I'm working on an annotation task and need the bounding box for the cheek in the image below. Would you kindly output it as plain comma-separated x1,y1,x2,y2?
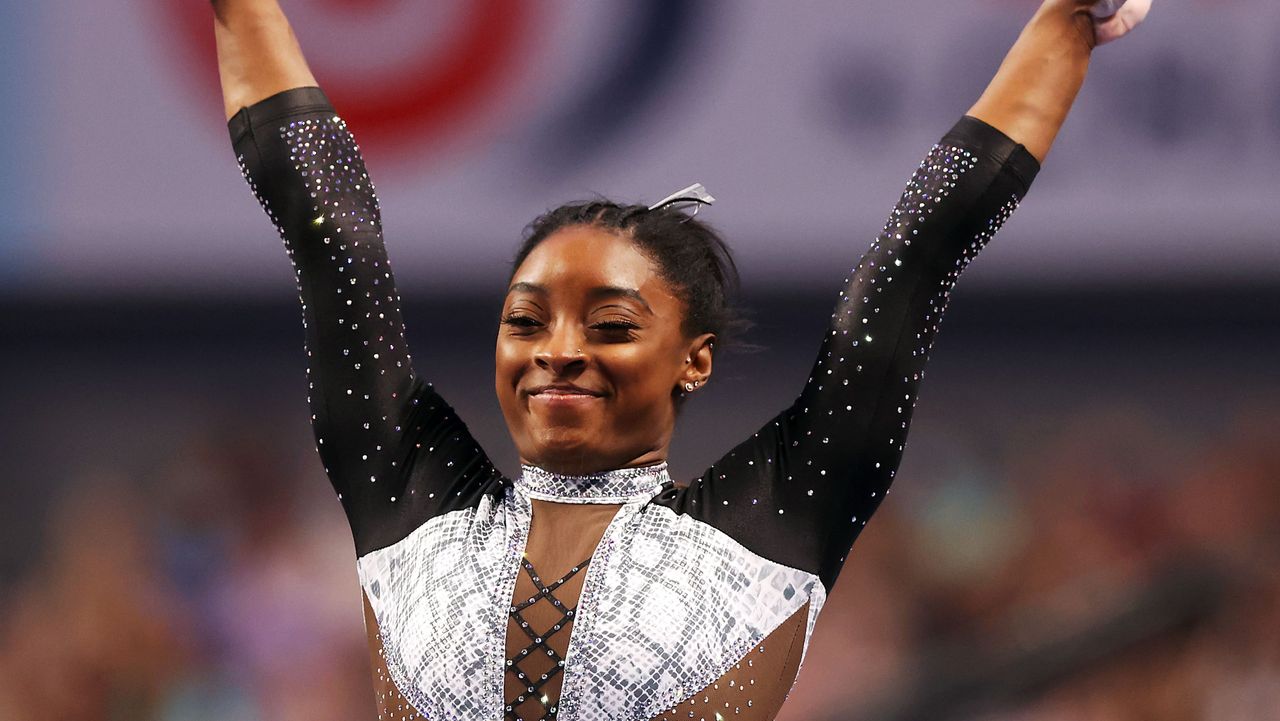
494,336,524,376
607,344,680,404
494,340,524,405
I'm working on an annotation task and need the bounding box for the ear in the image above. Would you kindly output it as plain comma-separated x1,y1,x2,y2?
680,333,716,387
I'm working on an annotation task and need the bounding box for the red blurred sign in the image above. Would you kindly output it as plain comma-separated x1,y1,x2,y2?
169,0,532,151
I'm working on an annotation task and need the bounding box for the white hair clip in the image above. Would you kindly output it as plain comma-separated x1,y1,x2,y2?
647,183,716,218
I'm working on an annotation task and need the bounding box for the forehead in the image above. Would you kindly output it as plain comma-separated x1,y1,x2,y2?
510,225,674,301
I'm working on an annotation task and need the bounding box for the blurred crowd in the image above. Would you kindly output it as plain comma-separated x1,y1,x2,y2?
785,399,1280,721
0,380,1276,721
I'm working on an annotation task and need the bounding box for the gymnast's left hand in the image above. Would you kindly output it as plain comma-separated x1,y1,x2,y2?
1088,0,1152,46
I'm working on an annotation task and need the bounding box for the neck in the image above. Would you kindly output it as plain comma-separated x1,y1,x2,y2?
517,448,667,478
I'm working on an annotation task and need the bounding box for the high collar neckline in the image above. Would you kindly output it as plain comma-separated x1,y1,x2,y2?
514,462,672,504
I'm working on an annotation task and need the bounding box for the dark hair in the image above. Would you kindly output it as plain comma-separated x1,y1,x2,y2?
509,199,751,352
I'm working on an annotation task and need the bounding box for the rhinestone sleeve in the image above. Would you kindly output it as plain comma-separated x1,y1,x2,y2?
672,116,1041,591
228,87,503,555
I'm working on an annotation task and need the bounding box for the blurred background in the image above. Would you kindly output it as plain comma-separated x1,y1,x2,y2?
2,1,1278,719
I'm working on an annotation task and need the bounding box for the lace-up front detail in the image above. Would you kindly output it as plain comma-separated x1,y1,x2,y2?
506,555,594,720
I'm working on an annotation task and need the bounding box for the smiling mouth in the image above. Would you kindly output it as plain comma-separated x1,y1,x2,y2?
527,382,604,397
531,390,602,400
527,386,606,408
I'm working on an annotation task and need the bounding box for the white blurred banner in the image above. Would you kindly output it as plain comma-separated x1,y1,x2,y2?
11,0,1280,293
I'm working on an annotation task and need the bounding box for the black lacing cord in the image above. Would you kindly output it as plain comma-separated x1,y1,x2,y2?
505,555,593,720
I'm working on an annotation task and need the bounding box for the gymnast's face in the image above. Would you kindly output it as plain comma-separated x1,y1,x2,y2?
496,225,714,475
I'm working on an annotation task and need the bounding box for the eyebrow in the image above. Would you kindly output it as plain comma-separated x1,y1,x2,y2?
506,282,653,314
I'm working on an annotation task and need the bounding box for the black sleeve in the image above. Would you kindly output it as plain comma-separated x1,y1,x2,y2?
663,116,1041,591
228,87,505,556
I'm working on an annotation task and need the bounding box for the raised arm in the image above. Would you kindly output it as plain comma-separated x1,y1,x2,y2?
215,0,503,555
968,0,1150,162
674,0,1149,591
212,0,317,121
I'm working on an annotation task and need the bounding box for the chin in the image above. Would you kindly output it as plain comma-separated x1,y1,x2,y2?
526,429,610,474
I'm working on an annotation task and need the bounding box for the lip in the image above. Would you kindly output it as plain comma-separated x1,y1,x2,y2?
527,383,605,398
525,384,606,406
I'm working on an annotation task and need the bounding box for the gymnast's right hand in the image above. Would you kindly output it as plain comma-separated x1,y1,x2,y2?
212,0,318,121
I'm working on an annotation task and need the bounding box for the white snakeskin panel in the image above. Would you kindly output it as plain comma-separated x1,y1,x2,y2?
356,490,531,721
556,503,825,721
356,484,825,721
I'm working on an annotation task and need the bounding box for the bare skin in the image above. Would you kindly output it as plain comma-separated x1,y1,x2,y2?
212,0,316,121
213,0,1115,473
967,0,1101,164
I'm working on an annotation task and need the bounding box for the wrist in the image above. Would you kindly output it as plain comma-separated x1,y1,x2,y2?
1031,1,1099,54
1073,11,1100,52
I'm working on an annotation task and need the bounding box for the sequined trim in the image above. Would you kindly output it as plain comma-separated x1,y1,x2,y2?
554,502,634,720
515,463,671,504
792,582,827,691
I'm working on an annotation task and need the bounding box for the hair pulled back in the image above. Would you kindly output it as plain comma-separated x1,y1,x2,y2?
510,200,750,352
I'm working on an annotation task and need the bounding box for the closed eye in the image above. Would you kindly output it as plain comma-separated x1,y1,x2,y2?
591,320,639,331
500,314,543,330
590,320,641,342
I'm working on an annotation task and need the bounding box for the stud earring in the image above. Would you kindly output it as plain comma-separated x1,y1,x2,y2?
684,382,695,392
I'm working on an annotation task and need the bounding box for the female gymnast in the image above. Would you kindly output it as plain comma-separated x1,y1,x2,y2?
212,1,1151,718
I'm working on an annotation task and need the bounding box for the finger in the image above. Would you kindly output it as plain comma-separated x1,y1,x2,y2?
1093,0,1152,45
1089,0,1129,20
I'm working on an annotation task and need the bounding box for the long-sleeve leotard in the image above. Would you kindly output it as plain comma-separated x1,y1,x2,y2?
229,87,504,556
663,117,1040,592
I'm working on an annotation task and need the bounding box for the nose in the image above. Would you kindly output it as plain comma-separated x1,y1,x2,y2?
534,325,587,376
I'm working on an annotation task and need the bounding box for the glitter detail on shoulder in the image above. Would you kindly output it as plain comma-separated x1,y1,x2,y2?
515,463,671,504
